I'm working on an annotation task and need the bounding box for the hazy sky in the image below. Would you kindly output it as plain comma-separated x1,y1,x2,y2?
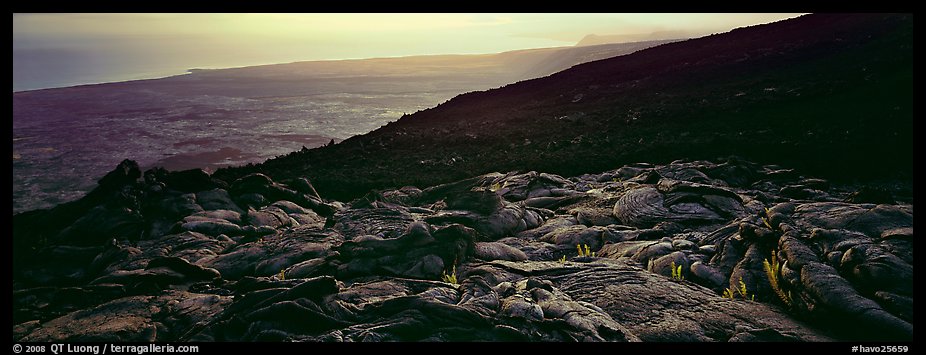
13,13,803,91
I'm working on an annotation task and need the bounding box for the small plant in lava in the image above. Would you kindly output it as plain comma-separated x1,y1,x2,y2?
723,277,754,301
576,244,596,257
764,250,793,307
441,265,458,285
671,262,685,281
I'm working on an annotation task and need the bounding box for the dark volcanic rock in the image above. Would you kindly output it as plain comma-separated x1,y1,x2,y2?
181,218,244,236
335,222,473,280
495,259,832,342
13,12,914,342
163,169,224,193
12,158,914,342
230,173,338,217
612,180,746,229
203,226,342,280
473,242,529,262
97,159,141,190
196,189,244,213
21,291,231,342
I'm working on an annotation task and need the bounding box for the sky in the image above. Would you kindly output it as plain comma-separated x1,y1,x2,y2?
13,13,803,91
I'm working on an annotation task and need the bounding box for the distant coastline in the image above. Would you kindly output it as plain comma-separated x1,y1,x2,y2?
13,69,189,93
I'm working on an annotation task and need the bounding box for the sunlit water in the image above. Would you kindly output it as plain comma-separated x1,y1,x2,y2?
13,82,456,214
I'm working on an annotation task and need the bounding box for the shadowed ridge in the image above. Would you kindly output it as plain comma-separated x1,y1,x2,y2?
212,13,911,203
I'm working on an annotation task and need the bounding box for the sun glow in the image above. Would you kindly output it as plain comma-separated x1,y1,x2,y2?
13,13,803,91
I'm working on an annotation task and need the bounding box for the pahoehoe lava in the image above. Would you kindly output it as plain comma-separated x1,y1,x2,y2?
12,13,912,342
12,157,913,341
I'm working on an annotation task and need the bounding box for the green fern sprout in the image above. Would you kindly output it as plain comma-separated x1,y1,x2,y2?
738,279,754,301
723,277,754,301
761,207,774,230
576,244,595,257
441,265,458,285
489,182,504,192
671,262,685,281
559,255,567,264
764,251,793,307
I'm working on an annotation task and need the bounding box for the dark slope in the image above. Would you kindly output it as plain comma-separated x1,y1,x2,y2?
13,39,674,214
213,13,912,202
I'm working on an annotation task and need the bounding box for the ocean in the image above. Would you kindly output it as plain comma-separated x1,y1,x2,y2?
12,46,195,92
